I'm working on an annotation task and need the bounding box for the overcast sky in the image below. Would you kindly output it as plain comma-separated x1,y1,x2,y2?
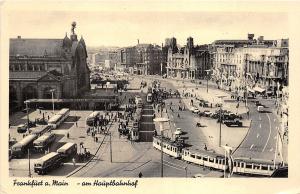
8,10,288,47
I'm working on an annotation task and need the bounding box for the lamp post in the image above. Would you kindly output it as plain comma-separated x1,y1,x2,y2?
205,69,212,93
50,89,55,114
24,100,30,131
217,95,226,147
28,148,31,177
153,117,169,178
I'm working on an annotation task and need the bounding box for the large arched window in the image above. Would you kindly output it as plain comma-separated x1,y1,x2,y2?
22,85,37,101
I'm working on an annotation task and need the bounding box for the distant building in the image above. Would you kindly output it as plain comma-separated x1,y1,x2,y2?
166,37,211,79
210,34,289,92
117,43,163,75
9,23,90,111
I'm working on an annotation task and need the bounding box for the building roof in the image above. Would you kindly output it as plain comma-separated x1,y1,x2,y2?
9,71,61,81
10,38,64,57
9,71,48,80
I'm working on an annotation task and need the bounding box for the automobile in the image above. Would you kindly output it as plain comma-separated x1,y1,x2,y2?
223,119,243,127
255,101,262,106
17,124,27,133
174,128,183,136
190,107,200,113
257,105,264,112
203,110,213,117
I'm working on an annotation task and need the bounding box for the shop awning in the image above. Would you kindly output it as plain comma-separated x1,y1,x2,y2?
253,86,266,93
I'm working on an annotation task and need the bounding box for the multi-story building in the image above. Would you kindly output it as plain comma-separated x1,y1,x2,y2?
9,23,90,111
211,34,289,92
118,43,163,75
166,37,211,79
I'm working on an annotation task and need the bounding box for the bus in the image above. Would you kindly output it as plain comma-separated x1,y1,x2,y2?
146,93,153,103
48,108,70,129
34,152,63,175
57,142,77,161
11,134,37,158
30,125,53,137
86,111,101,126
33,133,56,152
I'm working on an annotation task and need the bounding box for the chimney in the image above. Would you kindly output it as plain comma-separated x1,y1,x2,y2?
137,39,139,45
17,36,21,39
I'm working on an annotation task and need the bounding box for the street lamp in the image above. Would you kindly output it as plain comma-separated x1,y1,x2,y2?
217,95,226,147
153,117,169,178
24,100,30,131
205,69,212,93
50,89,55,114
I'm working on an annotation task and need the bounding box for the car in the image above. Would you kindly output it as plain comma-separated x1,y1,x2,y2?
190,107,200,113
257,106,264,112
223,119,243,127
17,124,27,133
203,110,213,117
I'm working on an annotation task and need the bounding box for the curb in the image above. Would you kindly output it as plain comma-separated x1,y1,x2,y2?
232,119,252,155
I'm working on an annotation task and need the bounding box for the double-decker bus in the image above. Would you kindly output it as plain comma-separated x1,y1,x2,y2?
48,108,70,129
86,111,101,126
56,142,77,161
33,133,56,152
34,152,63,175
11,134,38,158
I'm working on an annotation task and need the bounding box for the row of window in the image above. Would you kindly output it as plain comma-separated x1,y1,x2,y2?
9,64,46,71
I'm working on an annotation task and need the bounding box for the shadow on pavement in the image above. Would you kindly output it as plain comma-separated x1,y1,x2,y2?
46,164,82,176
65,116,81,122
55,122,74,130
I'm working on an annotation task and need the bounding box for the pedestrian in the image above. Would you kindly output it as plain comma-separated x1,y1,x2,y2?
75,122,78,127
47,115,50,120
72,157,76,167
67,132,70,139
138,172,143,178
204,144,207,151
95,137,98,142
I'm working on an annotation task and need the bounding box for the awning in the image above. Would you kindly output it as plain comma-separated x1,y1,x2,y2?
253,86,266,93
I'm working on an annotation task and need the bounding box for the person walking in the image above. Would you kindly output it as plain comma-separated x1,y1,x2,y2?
72,157,76,167
138,172,143,178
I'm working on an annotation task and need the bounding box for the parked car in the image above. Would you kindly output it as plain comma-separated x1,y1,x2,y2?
223,119,243,127
191,107,200,114
203,110,213,117
257,105,264,112
17,124,27,133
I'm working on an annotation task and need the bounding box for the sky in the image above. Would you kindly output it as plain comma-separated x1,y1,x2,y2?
7,9,289,47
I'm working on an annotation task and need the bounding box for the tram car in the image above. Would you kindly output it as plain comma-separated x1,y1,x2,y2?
153,136,183,159
152,138,284,177
182,148,226,171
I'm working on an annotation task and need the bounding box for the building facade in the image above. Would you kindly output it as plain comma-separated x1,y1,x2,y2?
166,37,211,79
9,23,90,110
210,34,289,92
118,43,163,75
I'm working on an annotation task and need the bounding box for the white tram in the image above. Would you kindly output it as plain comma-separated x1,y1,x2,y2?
152,138,284,177
153,136,183,158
